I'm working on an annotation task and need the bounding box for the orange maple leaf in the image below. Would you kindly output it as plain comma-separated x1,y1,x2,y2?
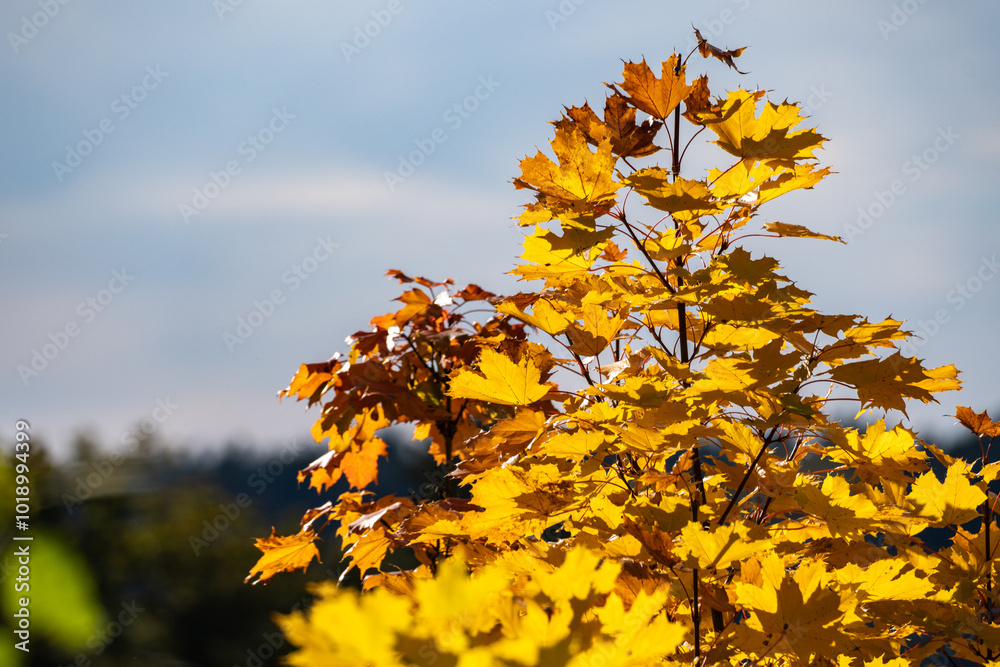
299,437,388,492
616,55,691,120
278,358,341,404
245,528,321,584
955,406,1000,438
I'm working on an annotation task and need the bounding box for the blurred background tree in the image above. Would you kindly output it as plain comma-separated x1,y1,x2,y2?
0,427,436,666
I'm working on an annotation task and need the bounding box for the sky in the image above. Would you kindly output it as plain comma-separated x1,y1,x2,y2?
2,1,999,459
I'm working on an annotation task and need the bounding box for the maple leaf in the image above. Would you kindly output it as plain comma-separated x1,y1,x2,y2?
448,347,550,406
535,427,608,459
622,170,724,223
734,555,850,660
757,163,834,205
342,526,394,579
829,354,958,416
837,559,933,602
245,528,321,584
956,405,1000,438
694,28,748,73
409,555,513,650
299,437,388,491
278,582,411,666
701,323,780,350
497,296,572,335
512,225,613,282
461,463,576,544
764,221,843,243
556,93,660,159
706,89,826,166
683,73,714,123
338,438,387,489
824,421,928,485
278,358,341,405
796,475,879,537
709,159,776,201
592,589,685,663
677,520,770,570
907,464,987,525
602,92,660,157
565,303,625,356
615,54,691,120
692,357,761,395
464,408,547,461
513,125,620,208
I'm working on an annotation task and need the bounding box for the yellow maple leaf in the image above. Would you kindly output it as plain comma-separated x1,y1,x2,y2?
829,354,957,415
411,556,512,650
677,520,771,570
702,323,780,350
512,226,612,282
639,228,689,263
734,555,849,660
590,589,685,664
796,475,878,537
449,347,550,406
843,318,908,347
278,581,410,667
565,303,625,356
862,657,911,667
757,163,833,205
533,545,620,603
913,362,961,395
824,421,927,485
343,526,395,578
462,463,575,544
837,559,933,601
764,221,843,243
536,427,608,459
622,170,723,221
907,463,986,525
514,125,620,206
709,159,776,200
693,357,760,394
245,528,321,584
497,297,572,335
706,89,825,165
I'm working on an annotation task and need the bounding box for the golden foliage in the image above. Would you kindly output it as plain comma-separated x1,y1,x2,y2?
251,34,999,667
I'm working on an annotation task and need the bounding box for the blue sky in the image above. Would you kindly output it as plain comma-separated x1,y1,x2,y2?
3,1,999,458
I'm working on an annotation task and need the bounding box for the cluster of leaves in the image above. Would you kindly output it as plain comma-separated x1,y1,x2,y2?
250,34,1000,666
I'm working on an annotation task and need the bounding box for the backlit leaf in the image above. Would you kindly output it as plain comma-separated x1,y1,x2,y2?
706,89,825,165
246,528,321,584
907,464,987,525
514,126,619,206
616,54,691,120
956,405,1000,438
448,347,550,406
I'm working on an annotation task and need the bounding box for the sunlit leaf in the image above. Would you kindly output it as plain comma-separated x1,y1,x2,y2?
246,528,321,584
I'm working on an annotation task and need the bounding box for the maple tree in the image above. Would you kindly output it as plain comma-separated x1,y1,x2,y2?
249,32,1000,666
